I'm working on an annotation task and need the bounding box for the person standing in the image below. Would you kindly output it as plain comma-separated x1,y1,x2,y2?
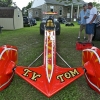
85,2,97,43
77,4,89,40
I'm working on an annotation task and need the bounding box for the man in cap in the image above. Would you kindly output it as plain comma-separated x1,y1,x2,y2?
77,4,89,40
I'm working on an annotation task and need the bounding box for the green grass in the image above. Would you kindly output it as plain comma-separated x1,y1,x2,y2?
0,22,100,100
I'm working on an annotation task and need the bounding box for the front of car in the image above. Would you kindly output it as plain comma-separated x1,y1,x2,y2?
40,14,60,35
30,18,37,26
23,16,32,27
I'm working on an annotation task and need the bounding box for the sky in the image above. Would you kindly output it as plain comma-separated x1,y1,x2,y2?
12,0,100,10
12,0,33,9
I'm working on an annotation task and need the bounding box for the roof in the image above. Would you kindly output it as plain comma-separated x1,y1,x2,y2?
0,7,16,9
45,0,66,5
0,7,22,11
0,7,21,18
31,0,85,8
45,0,85,6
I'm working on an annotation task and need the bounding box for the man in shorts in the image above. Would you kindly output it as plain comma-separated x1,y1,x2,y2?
77,4,89,40
85,2,97,43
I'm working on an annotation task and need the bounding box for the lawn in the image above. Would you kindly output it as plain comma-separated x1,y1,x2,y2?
0,22,100,100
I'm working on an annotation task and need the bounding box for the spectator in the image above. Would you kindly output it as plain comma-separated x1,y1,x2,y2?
77,4,89,40
85,2,97,43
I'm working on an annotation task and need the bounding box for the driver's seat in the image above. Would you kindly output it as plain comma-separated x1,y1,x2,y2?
46,19,54,27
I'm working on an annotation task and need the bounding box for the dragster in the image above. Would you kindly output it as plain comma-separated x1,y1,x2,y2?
0,12,100,97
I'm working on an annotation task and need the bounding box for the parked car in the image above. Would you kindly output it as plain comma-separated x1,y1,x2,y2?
23,16,32,27
30,18,37,26
58,17,66,24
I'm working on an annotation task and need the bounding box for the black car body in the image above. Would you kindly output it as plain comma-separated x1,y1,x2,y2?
40,17,60,35
58,17,66,24
30,18,37,26
23,16,32,27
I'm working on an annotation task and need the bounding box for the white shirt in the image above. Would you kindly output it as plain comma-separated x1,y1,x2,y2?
86,7,97,24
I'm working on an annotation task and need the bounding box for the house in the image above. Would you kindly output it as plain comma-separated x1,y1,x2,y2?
28,0,100,21
28,0,85,21
0,7,23,30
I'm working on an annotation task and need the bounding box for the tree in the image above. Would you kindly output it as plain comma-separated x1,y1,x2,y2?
26,1,32,9
0,0,12,7
22,7,28,16
22,1,32,16
93,2,100,10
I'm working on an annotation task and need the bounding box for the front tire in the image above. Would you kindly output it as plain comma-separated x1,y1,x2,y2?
55,23,60,35
40,23,44,35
